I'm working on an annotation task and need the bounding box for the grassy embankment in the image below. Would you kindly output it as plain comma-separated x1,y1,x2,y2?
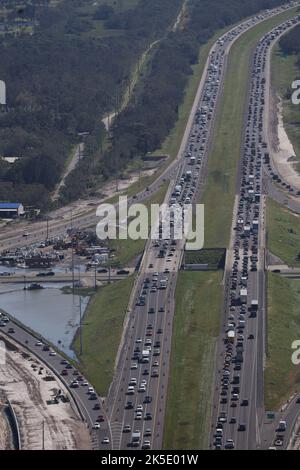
265,272,300,410
267,198,300,267
73,274,135,396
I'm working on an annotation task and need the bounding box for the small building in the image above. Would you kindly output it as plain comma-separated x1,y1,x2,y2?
0,202,24,219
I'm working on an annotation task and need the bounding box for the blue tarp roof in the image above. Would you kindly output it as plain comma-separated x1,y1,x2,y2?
0,203,22,209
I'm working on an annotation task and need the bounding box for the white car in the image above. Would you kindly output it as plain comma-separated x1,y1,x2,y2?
131,363,138,370
36,341,43,347
102,437,110,445
135,412,143,420
136,405,143,412
49,350,56,356
93,423,101,430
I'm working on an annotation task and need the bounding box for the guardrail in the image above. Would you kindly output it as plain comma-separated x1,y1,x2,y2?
7,399,21,450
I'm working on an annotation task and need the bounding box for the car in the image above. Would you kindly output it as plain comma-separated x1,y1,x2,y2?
144,396,152,404
238,424,246,431
125,401,133,410
49,350,56,356
102,437,110,445
96,415,104,423
248,334,254,339
36,341,43,347
229,418,237,424
144,428,152,437
8,328,15,334
123,425,131,433
144,413,152,421
241,399,249,406
93,403,101,410
142,440,151,450
93,423,101,430
225,439,235,449
135,412,143,420
131,363,138,370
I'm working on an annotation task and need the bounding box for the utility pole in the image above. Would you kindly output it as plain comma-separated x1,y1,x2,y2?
46,217,49,242
79,296,83,356
42,420,45,450
71,242,75,295
94,265,97,290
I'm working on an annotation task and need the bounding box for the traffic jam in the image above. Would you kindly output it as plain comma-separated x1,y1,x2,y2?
213,13,300,450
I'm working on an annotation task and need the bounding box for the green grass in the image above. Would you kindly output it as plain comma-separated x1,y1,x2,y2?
272,43,300,167
267,198,300,267
73,274,135,396
201,7,300,249
163,271,223,450
265,272,300,410
184,248,226,269
110,181,169,266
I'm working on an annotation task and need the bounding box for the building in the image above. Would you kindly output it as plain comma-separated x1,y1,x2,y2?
0,202,24,219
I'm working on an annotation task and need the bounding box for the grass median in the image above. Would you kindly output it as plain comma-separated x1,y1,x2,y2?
73,274,135,396
202,7,299,249
163,271,223,450
265,272,300,410
110,181,169,266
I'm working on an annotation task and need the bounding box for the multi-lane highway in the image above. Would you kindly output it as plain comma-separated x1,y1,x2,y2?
0,312,112,450
211,11,300,451
103,2,300,451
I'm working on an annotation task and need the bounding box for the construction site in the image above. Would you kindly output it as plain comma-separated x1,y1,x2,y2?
0,335,91,450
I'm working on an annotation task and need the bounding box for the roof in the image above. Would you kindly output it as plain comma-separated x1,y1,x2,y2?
0,202,22,209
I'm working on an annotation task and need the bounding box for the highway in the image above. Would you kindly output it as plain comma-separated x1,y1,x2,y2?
0,312,112,450
210,10,300,451
103,2,300,451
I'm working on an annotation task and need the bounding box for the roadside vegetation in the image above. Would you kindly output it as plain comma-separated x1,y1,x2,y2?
265,272,300,410
110,181,169,267
73,275,135,396
163,271,222,450
0,0,182,207
267,198,300,267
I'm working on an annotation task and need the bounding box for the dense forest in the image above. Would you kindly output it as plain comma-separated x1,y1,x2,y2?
0,0,182,206
0,0,293,208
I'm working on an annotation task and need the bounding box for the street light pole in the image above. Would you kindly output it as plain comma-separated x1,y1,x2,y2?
79,295,83,356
